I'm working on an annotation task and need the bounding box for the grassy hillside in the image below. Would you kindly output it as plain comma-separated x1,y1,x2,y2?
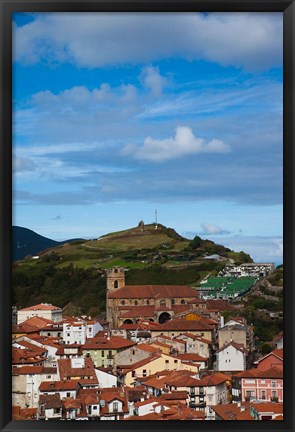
12,223,253,316
12,226,82,261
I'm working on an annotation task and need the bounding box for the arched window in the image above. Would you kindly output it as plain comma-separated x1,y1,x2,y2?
160,299,166,307
114,280,119,288
114,268,118,273
123,319,133,324
121,300,125,305
181,299,186,304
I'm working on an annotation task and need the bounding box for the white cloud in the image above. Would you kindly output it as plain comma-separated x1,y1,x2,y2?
13,12,282,71
200,223,231,235
13,156,36,173
122,126,230,162
141,66,169,96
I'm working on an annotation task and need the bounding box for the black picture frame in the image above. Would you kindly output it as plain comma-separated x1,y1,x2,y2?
1,1,294,431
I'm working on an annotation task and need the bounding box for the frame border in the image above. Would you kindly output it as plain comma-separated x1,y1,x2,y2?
1,1,294,431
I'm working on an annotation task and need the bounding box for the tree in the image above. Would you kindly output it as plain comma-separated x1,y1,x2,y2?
188,235,202,250
260,343,272,355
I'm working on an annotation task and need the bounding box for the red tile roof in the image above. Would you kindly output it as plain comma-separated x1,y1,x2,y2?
151,318,215,332
260,348,283,361
82,335,136,350
58,357,97,382
137,343,160,353
200,372,229,386
20,303,61,311
206,299,240,311
12,347,46,365
12,323,40,334
109,285,199,299
216,341,248,355
235,366,283,379
13,366,43,375
21,316,55,328
173,353,208,362
39,394,62,409
39,380,79,392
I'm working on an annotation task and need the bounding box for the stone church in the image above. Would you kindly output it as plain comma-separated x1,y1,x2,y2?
106,267,203,328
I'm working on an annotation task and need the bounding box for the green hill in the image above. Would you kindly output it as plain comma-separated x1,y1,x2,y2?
12,223,253,317
12,226,82,261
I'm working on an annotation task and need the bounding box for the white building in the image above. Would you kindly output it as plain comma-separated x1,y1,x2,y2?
219,263,274,278
63,320,102,345
216,342,248,372
12,366,59,409
95,368,117,388
17,303,62,324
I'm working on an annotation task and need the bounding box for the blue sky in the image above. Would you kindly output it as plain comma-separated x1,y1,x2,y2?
12,12,283,265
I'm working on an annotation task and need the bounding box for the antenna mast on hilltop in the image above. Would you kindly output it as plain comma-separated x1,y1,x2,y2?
155,209,158,230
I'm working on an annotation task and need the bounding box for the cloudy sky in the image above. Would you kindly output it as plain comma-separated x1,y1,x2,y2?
12,12,283,265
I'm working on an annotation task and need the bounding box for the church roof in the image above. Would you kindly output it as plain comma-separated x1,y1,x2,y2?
108,285,198,299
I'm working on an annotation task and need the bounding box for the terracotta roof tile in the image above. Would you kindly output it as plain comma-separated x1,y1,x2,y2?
39,394,62,409
235,366,283,379
109,285,199,299
20,303,61,311
82,335,135,350
151,319,215,332
39,380,79,392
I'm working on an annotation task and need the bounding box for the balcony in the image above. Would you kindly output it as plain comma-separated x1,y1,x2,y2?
271,396,279,403
190,401,206,409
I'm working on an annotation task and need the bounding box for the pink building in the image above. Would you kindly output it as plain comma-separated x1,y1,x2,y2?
235,367,283,403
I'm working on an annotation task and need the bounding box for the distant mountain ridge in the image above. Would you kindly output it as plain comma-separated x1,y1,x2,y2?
12,226,80,261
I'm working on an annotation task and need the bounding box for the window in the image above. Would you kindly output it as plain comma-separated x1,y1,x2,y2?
102,351,105,357
113,402,118,412
272,381,276,388
114,280,119,288
121,300,125,305
261,390,266,400
93,406,97,410
135,300,138,305
171,298,175,305
160,299,166,307
143,369,147,377
47,333,50,336
66,392,71,397
46,375,52,379
67,333,70,337
174,360,178,364
146,300,150,305
272,391,277,398
180,299,185,304
132,371,136,377
165,360,169,364
245,379,255,384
